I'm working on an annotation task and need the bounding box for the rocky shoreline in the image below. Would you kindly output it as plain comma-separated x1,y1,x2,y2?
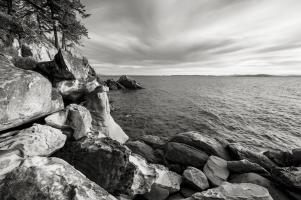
0,43,301,200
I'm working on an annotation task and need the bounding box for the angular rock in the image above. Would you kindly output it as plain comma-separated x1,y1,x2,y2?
183,167,209,191
106,79,126,90
118,75,143,90
230,173,291,200
66,104,92,140
170,131,230,160
0,156,117,200
140,135,168,150
271,166,301,190
0,124,66,157
45,110,68,129
227,159,270,177
126,141,160,163
263,150,294,167
0,149,23,177
203,156,229,186
0,55,63,131
86,86,129,144
165,142,209,168
191,182,273,200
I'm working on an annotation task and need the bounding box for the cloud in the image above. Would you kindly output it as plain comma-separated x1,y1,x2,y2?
81,0,301,75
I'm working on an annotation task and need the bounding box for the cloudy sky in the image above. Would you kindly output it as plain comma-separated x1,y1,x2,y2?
81,0,301,75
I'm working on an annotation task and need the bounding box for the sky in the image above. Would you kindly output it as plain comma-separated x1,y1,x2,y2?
81,0,301,75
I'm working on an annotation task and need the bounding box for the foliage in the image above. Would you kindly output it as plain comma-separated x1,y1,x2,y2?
12,56,37,70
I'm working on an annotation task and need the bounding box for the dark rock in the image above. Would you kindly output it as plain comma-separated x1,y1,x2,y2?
203,156,229,186
118,75,143,90
167,193,185,200
165,142,209,169
170,131,231,160
12,56,37,70
167,163,186,174
271,166,301,190
106,79,126,90
140,135,168,150
21,44,33,57
126,141,160,164
292,148,301,165
263,150,294,167
183,167,209,191
227,159,270,177
144,184,169,200
180,187,197,198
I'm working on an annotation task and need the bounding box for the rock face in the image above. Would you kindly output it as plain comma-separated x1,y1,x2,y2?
85,86,129,144
0,156,117,200
271,167,301,190
0,124,66,157
183,167,209,191
170,132,230,160
203,156,229,186
126,141,159,163
117,75,143,90
192,182,273,200
140,135,168,150
227,159,270,177
0,55,64,131
165,142,209,168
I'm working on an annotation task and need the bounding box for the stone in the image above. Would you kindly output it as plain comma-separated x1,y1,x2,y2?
106,79,126,90
0,149,23,177
228,143,276,170
126,141,160,163
170,131,231,160
180,187,197,198
292,148,301,165
271,166,301,190
0,124,66,157
85,86,129,144
230,173,291,200
118,75,143,90
191,182,273,200
24,40,57,62
21,44,33,57
140,135,168,149
0,156,117,200
263,150,294,167
144,184,170,200
45,110,68,129
66,104,92,140
165,142,209,168
0,55,64,131
183,167,209,191
227,159,270,177
167,193,185,200
203,156,229,186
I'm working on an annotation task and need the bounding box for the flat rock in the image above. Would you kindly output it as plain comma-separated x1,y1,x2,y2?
183,167,209,191
140,135,168,149
0,55,63,131
271,166,301,190
165,142,209,168
191,182,273,200
170,131,230,160
0,124,66,157
203,156,229,186
0,156,117,200
126,141,160,163
45,110,68,129
117,75,143,90
227,159,270,177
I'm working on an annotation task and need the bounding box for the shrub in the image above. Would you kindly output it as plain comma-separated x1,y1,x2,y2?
12,56,37,70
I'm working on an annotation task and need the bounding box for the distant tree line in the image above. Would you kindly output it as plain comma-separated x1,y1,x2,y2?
0,0,89,49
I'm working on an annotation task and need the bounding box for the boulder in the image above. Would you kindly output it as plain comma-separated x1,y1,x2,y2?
271,166,301,190
0,55,64,131
66,104,92,140
144,183,170,200
85,86,129,144
165,142,208,168
0,156,117,200
230,173,291,200
0,149,23,177
140,135,168,150
170,132,230,160
167,193,185,200
180,187,197,198
45,110,68,129
263,150,294,167
203,156,229,186
182,167,209,191
191,182,273,200
117,75,143,90
227,159,270,177
126,141,160,163
0,124,66,157
106,79,126,90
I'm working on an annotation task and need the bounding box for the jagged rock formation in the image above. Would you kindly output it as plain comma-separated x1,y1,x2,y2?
117,75,144,90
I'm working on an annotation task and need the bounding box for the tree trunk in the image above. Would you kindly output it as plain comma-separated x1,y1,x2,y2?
53,20,59,49
61,31,66,50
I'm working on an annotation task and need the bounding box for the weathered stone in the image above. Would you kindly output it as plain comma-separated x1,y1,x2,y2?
263,150,294,167
0,149,23,177
85,86,129,144
165,142,208,168
203,156,229,186
191,182,273,200
230,173,291,200
45,110,68,129
227,159,270,177
140,135,168,149
183,167,209,191
170,131,230,160
0,156,117,200
271,166,301,190
0,55,63,131
118,75,143,90
126,141,160,163
66,104,92,140
0,124,66,157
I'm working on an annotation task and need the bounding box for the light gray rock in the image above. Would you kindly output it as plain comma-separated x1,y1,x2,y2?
183,167,209,191
126,141,160,163
227,159,270,177
0,149,23,177
0,156,117,200
140,135,168,149
0,124,66,157
45,110,68,129
203,156,229,186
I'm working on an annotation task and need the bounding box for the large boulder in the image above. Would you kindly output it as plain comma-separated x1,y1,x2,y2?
0,156,117,200
126,141,160,163
0,124,66,157
271,167,301,190
229,173,291,200
191,182,273,200
165,142,208,168
183,167,209,191
0,55,64,131
85,86,129,144
203,156,229,186
227,159,270,177
140,135,168,150
170,132,230,160
117,75,143,90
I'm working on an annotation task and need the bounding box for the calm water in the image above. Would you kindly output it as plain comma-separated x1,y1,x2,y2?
107,76,301,151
